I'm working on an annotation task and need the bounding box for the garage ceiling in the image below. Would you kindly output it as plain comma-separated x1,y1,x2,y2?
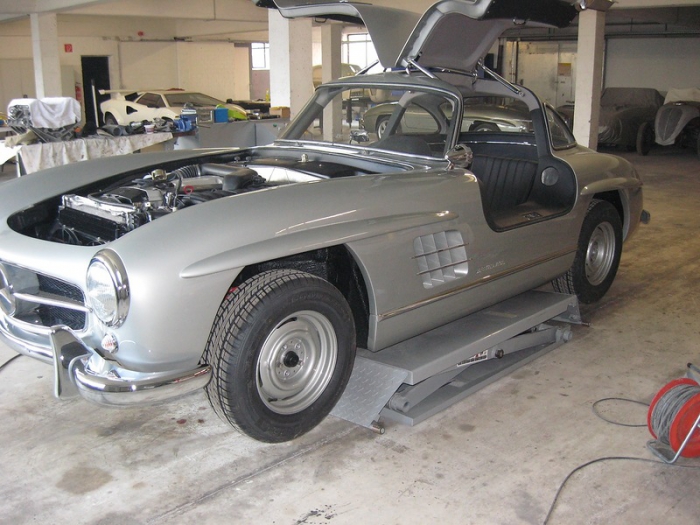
0,0,699,38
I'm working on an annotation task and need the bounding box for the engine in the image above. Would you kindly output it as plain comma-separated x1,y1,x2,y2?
52,163,265,245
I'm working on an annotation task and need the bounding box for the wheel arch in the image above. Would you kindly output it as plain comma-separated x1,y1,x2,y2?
232,245,371,348
590,190,628,238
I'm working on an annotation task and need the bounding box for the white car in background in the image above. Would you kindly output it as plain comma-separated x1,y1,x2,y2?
99,90,250,126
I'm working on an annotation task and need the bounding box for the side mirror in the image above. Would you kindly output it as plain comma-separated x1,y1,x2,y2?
445,144,473,170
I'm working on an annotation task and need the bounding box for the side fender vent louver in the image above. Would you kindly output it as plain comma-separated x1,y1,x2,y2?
413,230,469,289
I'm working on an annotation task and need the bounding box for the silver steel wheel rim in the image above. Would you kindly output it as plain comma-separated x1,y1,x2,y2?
256,310,338,415
377,119,388,138
585,222,615,286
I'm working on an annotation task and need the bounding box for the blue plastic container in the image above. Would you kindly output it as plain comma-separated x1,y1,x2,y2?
213,107,229,123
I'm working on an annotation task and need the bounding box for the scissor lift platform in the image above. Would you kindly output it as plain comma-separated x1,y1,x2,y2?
330,290,580,431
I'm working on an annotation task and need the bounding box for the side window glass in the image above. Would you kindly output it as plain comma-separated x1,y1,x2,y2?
547,106,576,148
138,94,162,108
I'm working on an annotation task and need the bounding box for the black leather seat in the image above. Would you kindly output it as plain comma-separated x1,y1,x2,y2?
374,135,434,157
470,155,537,213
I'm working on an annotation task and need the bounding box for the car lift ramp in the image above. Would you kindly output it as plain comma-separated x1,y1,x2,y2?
331,290,580,431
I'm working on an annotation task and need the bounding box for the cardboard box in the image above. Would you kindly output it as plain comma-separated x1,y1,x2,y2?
270,106,290,119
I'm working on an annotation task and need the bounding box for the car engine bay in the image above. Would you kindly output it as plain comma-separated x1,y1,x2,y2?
54,163,269,245
7,152,397,247
54,163,266,245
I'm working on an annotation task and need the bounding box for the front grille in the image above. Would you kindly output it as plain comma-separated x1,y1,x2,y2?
656,106,683,142
0,262,87,331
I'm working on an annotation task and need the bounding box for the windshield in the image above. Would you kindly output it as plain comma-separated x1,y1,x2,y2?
164,93,224,107
281,86,459,158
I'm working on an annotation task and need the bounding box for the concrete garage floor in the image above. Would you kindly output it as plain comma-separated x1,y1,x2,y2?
1,148,700,525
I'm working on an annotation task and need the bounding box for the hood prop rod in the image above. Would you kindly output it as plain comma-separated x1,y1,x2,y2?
357,60,379,76
406,58,437,79
478,60,522,96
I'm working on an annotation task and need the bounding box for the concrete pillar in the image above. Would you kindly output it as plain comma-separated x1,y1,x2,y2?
268,10,313,120
321,23,343,142
30,13,62,99
573,9,606,150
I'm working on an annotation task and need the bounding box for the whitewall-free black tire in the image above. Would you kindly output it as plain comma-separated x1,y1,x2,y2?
552,199,623,304
204,269,356,442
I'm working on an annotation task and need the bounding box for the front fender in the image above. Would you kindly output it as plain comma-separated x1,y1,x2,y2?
180,210,459,279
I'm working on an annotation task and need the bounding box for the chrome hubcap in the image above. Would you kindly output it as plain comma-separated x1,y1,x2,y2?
257,310,337,414
585,222,616,286
377,119,388,138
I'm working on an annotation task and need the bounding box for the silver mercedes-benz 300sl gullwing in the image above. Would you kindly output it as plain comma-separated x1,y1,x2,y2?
0,0,647,442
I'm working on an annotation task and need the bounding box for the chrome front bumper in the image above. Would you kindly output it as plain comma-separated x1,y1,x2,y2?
48,326,212,406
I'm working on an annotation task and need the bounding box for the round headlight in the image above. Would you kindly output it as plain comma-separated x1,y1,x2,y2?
86,250,129,326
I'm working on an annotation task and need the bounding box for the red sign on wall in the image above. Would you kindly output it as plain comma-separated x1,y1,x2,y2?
64,44,73,53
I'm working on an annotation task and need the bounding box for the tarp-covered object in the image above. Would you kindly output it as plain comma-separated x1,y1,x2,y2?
8,97,81,129
596,88,663,147
664,88,700,105
600,87,664,110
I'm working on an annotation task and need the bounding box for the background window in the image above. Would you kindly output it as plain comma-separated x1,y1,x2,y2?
251,42,270,70
342,33,378,69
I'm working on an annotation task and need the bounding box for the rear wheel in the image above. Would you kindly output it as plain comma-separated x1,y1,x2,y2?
376,116,390,138
636,121,654,155
470,121,500,132
104,113,118,126
204,269,356,442
552,200,623,304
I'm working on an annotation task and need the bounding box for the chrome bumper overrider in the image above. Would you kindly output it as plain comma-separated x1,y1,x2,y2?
47,326,212,406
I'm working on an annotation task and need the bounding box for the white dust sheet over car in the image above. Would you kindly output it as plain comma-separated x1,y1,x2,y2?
664,88,700,104
18,133,173,174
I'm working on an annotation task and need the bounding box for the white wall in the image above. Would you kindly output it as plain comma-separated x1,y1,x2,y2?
0,14,255,116
176,41,248,101
120,41,179,90
513,37,700,105
232,43,251,101
605,38,700,93
516,41,578,107
0,59,35,109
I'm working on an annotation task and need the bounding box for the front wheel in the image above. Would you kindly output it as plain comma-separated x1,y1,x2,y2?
204,269,356,442
552,200,623,304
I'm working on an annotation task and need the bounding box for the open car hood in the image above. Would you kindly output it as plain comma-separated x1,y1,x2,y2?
257,0,579,73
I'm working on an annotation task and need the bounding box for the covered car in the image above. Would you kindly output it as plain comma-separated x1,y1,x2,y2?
0,0,647,443
100,90,251,126
557,87,664,155
654,87,700,157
